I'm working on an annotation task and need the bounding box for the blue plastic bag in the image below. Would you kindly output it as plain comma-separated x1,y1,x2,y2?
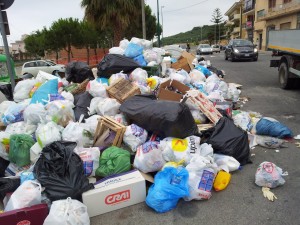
145,166,189,213
256,118,292,138
195,65,212,76
2,103,27,125
124,43,144,58
134,54,147,66
30,79,58,105
20,171,35,184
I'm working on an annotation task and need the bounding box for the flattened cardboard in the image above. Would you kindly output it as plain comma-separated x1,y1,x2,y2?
158,79,190,102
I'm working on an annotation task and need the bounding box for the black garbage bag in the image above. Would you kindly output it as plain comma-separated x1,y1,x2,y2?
65,61,95,83
0,177,20,201
73,91,93,122
206,117,251,165
0,84,13,101
33,141,94,201
120,95,197,139
97,54,140,78
208,66,225,78
0,157,10,177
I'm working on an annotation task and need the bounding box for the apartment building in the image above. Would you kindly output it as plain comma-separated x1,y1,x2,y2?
255,0,300,50
225,1,247,40
243,0,256,42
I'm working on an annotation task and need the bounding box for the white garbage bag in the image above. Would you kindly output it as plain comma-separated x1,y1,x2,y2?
5,180,42,212
160,136,201,165
133,141,166,173
13,79,37,102
43,197,90,225
86,80,108,98
213,153,240,172
233,111,252,131
184,155,218,201
119,39,129,50
88,97,105,115
84,115,101,134
61,91,74,103
23,103,47,125
62,121,93,147
0,131,10,160
114,113,128,126
0,101,16,119
189,69,206,83
191,110,207,124
123,124,148,152
5,121,37,135
129,68,148,84
199,143,214,158
74,147,100,177
97,98,120,117
35,122,63,147
143,49,158,63
109,47,125,55
108,72,128,86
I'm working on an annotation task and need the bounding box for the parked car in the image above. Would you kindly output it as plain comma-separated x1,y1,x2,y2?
212,45,221,53
21,60,66,77
224,39,258,62
196,44,213,55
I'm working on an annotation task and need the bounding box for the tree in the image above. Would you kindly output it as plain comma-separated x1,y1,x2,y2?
207,31,215,46
81,0,141,46
124,5,158,40
24,30,46,58
210,8,223,44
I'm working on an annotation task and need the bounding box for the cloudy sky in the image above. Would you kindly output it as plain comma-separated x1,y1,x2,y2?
5,0,237,45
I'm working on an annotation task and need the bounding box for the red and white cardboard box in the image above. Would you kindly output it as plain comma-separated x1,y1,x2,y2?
82,170,146,217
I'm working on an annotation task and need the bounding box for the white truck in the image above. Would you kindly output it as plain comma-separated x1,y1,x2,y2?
268,29,300,89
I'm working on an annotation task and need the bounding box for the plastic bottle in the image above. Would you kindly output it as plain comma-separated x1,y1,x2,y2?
213,170,231,191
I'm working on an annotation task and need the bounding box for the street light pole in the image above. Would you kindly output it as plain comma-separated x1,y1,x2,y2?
201,26,202,42
161,6,164,41
156,0,161,47
141,0,146,39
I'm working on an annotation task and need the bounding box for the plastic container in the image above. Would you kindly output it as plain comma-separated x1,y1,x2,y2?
213,170,231,191
161,56,171,76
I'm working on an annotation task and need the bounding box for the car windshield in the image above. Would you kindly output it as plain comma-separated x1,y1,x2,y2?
201,45,211,48
233,40,253,47
46,60,56,66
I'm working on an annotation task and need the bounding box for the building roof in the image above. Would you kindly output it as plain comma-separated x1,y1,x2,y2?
225,1,242,16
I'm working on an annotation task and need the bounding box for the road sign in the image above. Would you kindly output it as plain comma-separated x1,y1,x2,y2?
0,0,14,10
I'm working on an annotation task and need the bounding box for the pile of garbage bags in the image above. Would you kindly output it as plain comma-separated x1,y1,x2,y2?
0,36,293,223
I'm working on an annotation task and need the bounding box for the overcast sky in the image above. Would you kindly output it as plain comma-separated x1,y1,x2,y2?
5,0,237,45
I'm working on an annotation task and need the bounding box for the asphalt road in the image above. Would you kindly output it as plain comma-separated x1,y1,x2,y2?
91,52,300,225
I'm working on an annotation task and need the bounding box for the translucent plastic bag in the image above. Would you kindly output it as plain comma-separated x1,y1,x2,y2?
233,111,253,132
143,49,158,63
23,103,47,125
213,153,240,172
119,39,129,50
97,98,120,117
43,197,90,225
255,161,287,188
13,79,37,102
146,166,189,213
84,115,101,134
5,180,41,212
46,100,75,127
2,103,27,125
61,91,74,103
88,97,104,115
191,110,207,124
108,72,128,86
5,121,37,135
109,47,125,55
86,80,108,98
129,68,148,84
133,141,166,173
62,121,93,147
160,136,201,165
0,101,16,118
74,147,100,177
123,124,148,152
255,135,286,149
36,122,63,147
124,43,143,58
185,155,218,201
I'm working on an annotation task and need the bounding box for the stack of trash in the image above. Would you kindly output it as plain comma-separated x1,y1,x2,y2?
0,37,293,224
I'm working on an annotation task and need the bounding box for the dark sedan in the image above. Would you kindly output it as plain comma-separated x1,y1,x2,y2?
224,39,258,62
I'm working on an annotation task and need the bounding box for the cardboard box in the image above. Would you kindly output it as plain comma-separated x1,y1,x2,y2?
158,79,190,102
0,204,48,225
82,170,146,217
171,52,196,72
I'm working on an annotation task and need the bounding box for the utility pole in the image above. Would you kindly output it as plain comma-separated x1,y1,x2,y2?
141,0,146,39
0,0,15,91
161,5,164,40
156,0,161,47
201,26,202,43
215,24,216,45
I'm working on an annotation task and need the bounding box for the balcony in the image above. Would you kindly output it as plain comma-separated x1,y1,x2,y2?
230,14,241,21
259,0,300,21
225,21,234,27
243,0,255,15
232,27,241,34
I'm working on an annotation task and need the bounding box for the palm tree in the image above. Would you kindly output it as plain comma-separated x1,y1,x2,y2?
81,0,141,46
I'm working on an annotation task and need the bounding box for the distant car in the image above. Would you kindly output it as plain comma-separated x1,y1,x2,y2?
212,45,221,53
21,60,65,77
224,39,258,62
196,44,213,55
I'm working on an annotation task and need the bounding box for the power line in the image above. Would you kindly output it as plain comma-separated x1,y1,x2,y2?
164,0,211,13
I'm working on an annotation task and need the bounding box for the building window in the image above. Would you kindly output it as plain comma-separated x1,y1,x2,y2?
257,9,265,18
280,22,291,30
283,0,291,3
269,0,276,8
297,13,300,29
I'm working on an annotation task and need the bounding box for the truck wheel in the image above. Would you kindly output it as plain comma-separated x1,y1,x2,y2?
225,53,228,60
279,62,292,89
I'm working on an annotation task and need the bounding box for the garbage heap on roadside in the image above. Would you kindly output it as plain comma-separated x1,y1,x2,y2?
0,37,293,224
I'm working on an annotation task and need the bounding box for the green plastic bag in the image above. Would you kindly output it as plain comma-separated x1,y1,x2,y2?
9,134,35,167
96,146,131,177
